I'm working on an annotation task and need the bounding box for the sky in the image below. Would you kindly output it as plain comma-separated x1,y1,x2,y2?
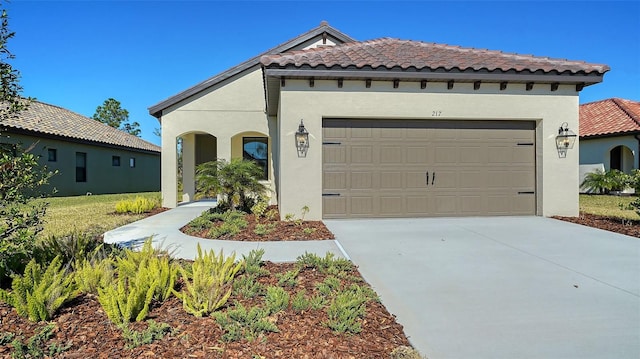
5,0,640,146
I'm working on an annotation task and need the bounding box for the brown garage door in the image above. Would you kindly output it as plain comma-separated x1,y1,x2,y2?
322,119,536,218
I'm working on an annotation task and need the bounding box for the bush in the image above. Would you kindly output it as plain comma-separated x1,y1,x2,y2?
212,302,278,342
0,256,77,322
390,346,425,359
296,252,352,274
264,286,290,314
120,320,172,349
74,257,115,295
97,268,157,325
581,169,631,194
35,230,106,267
114,196,159,214
177,245,242,317
195,159,269,212
325,287,368,334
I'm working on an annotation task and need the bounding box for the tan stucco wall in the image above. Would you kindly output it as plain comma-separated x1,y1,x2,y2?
277,79,581,219
1,133,160,196
580,135,639,171
160,67,276,207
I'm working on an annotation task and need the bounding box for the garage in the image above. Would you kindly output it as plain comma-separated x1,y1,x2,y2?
322,119,536,218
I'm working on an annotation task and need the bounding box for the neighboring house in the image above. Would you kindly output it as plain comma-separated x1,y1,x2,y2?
579,98,640,174
1,101,160,196
149,21,608,219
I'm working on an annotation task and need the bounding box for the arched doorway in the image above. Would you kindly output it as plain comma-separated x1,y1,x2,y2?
609,145,634,173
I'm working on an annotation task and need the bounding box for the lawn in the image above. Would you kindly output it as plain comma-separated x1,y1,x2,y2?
35,192,161,237
579,194,640,220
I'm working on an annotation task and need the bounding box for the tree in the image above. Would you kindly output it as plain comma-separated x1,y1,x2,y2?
0,5,54,286
92,98,141,137
195,159,268,212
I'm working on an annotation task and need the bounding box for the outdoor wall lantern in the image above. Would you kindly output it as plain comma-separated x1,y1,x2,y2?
556,122,577,158
295,120,309,157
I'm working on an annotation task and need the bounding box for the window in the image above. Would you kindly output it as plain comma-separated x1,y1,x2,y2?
243,137,268,180
76,152,86,182
48,148,57,162
112,155,121,166
129,157,136,168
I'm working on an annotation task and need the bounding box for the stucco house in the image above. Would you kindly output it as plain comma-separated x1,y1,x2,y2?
149,22,608,219
579,98,640,174
1,101,160,196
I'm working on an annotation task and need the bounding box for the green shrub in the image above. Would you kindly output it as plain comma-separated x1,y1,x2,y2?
291,289,310,312
116,239,178,302
232,274,265,299
250,196,269,218
264,286,289,314
390,346,425,359
212,302,278,342
275,269,299,288
315,276,341,296
114,196,159,214
629,197,640,217
35,230,105,267
8,323,72,359
120,320,173,349
325,287,368,334
581,169,632,194
97,267,157,325
0,256,77,322
254,223,277,236
241,249,269,277
74,257,115,295
296,252,352,274
177,245,242,317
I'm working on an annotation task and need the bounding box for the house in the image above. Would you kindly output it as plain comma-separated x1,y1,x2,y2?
149,21,608,219
1,100,161,196
579,98,640,174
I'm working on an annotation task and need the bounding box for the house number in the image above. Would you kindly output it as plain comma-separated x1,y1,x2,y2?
431,111,442,117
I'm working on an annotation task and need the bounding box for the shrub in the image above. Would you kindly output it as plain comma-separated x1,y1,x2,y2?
241,249,269,277
581,169,631,194
0,256,77,322
296,252,352,274
275,269,299,288
120,320,173,349
291,289,310,312
195,159,269,212
35,230,105,267
114,196,159,214
390,346,425,359
8,323,72,358
207,212,248,238
232,274,265,299
315,276,341,296
177,245,242,317
250,196,269,218
264,286,290,314
212,302,278,342
74,257,115,295
97,268,157,325
254,223,277,236
325,287,368,334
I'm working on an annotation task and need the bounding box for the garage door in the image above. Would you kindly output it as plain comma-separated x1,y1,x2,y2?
322,119,536,218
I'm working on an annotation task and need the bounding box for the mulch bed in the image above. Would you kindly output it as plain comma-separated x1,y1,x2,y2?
182,207,335,241
0,263,411,358
553,213,640,238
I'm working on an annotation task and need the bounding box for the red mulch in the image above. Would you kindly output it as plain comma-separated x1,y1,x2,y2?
553,213,640,238
0,263,411,358
182,207,335,241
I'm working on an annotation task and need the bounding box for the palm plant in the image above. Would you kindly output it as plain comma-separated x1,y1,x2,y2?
195,159,268,212
581,169,631,194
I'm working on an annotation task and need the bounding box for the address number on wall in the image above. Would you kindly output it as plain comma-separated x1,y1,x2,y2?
431,111,442,117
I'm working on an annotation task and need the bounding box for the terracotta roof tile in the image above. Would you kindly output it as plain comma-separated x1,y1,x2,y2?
579,98,640,137
261,38,609,74
1,101,160,153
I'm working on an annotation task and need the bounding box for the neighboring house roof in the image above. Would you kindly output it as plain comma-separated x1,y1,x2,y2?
261,37,609,76
1,101,161,153
579,98,640,138
148,21,355,118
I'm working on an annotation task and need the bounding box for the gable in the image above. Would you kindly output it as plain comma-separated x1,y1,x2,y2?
148,21,355,118
580,98,640,138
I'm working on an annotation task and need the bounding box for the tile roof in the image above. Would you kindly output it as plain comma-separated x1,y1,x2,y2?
1,101,160,153
261,38,609,75
580,98,640,137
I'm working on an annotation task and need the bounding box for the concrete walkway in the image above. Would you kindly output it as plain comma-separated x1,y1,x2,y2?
103,201,347,262
325,217,640,359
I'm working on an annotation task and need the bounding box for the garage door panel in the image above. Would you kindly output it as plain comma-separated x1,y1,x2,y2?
323,119,536,218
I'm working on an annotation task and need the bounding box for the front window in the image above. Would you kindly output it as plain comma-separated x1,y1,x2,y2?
112,156,121,166
48,148,57,162
76,152,86,182
243,137,268,180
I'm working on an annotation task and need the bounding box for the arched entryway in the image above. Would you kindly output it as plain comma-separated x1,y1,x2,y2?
609,145,634,173
177,132,217,203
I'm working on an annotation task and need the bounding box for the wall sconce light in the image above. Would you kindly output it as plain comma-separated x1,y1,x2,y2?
295,120,309,157
555,122,576,158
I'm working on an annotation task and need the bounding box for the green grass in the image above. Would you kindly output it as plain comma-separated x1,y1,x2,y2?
35,192,161,237
579,194,640,220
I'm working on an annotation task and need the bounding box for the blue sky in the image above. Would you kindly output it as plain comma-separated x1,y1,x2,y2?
6,0,640,145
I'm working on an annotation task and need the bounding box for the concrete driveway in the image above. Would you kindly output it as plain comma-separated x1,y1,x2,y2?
325,217,640,359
